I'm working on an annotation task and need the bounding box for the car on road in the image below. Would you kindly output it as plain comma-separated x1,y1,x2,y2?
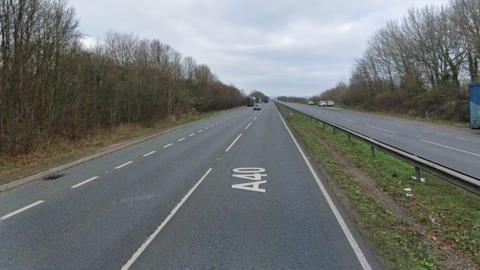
327,100,335,107
308,101,315,105
253,104,261,110
318,101,327,107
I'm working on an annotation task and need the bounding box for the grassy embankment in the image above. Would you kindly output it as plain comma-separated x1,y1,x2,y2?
0,112,217,185
277,103,480,270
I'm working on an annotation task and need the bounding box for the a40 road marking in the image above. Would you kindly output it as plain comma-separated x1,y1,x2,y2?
231,167,267,193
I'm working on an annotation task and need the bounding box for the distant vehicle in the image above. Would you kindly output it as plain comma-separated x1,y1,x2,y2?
327,100,335,107
470,84,480,129
308,101,315,105
247,96,255,107
253,104,261,110
318,101,327,107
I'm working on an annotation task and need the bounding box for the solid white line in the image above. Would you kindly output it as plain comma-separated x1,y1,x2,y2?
163,143,173,148
225,134,242,152
121,168,213,270
143,151,156,157
189,133,195,137
177,137,185,142
245,122,252,130
71,176,99,189
115,161,133,169
1,200,45,221
365,124,396,135
421,139,480,157
276,108,372,270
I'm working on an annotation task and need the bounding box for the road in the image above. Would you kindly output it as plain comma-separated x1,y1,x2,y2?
0,103,380,270
281,102,480,180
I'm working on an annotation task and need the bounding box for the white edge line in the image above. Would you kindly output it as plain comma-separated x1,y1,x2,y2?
275,106,372,270
143,151,156,157
120,168,213,270
115,161,133,169
163,143,173,148
1,200,45,221
177,138,185,142
225,134,243,152
71,176,99,189
421,139,480,157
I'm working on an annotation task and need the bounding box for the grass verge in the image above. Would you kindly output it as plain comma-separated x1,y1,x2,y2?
0,111,218,185
277,103,480,270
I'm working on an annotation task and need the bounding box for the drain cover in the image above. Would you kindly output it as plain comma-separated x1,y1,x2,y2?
43,173,65,181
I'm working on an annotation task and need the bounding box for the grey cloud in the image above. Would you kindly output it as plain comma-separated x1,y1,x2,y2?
71,0,449,96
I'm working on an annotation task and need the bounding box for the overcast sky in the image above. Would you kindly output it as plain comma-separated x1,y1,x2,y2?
70,0,449,97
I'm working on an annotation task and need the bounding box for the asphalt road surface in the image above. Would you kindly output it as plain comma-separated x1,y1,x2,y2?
0,103,380,270
281,102,480,180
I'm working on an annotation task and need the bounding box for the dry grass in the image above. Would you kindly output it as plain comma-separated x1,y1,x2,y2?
0,112,214,185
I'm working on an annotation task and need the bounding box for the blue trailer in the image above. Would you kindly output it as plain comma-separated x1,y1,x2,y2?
470,84,480,129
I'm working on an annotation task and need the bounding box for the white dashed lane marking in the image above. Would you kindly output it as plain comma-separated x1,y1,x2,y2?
71,176,99,189
365,124,397,135
115,161,133,169
225,134,242,152
421,140,480,157
1,200,45,221
143,151,156,157
120,168,213,270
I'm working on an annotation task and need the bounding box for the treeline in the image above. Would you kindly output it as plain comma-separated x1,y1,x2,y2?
318,0,480,122
249,90,269,102
277,96,307,103
0,0,245,155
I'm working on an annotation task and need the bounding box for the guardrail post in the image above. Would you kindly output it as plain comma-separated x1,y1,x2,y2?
412,166,425,183
371,145,376,158
347,134,351,142
323,122,326,129
333,127,337,134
